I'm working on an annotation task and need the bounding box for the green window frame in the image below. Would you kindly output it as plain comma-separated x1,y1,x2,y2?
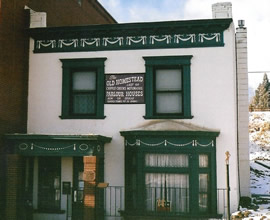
60,58,107,119
125,150,216,216
121,130,220,218
143,56,193,119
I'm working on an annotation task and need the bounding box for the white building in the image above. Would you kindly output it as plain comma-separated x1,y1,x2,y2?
6,3,249,220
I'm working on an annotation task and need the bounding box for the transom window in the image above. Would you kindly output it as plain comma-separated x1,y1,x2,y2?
60,58,106,119
143,56,193,119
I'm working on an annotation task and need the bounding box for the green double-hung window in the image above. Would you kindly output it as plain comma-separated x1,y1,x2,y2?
143,56,193,119
60,58,106,119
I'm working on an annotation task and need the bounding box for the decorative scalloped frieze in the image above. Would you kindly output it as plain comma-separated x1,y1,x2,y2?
34,32,223,52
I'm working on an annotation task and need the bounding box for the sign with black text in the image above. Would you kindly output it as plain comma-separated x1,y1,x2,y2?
105,74,145,104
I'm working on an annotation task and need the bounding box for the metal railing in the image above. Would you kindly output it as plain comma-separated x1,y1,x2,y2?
96,186,227,219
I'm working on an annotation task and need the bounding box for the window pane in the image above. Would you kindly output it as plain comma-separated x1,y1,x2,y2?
199,174,208,212
145,154,188,167
199,194,208,212
156,93,182,113
145,173,189,213
199,174,208,192
73,71,96,90
199,155,209,168
156,69,182,91
73,94,95,114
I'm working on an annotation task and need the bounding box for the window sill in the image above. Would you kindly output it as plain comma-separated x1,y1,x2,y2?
143,115,193,120
59,115,106,119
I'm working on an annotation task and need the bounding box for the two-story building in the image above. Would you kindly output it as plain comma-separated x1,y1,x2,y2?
5,2,250,220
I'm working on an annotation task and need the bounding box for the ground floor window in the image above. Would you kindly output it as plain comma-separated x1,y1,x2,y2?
122,131,219,217
38,157,61,211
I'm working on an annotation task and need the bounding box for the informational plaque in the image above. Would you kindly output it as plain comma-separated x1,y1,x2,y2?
105,74,145,104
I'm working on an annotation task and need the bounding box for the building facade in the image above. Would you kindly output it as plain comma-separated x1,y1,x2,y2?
5,2,250,220
0,0,115,219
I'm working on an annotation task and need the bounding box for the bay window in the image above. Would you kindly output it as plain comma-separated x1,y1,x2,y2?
121,130,219,218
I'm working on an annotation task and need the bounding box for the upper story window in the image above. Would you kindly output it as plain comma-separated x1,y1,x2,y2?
143,56,193,119
60,58,107,119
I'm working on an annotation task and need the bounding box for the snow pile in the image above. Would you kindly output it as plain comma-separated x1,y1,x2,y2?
231,208,270,220
249,112,270,161
249,112,270,195
230,112,270,219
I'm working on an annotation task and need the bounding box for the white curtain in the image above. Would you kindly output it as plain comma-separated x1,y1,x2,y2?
145,154,189,167
198,154,209,211
199,174,208,211
145,154,190,213
199,154,208,168
145,173,189,213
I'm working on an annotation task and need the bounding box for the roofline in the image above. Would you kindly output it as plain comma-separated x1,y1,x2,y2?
28,18,233,40
5,134,112,143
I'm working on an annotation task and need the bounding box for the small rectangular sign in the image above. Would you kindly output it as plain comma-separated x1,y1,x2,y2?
105,74,145,104
62,182,71,195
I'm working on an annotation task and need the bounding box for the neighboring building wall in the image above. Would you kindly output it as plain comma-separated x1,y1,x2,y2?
0,0,115,219
236,21,250,197
26,0,116,26
27,22,240,212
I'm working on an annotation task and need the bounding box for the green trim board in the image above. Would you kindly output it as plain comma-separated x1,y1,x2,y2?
121,130,220,137
143,56,193,119
28,19,232,53
60,58,106,119
5,134,112,156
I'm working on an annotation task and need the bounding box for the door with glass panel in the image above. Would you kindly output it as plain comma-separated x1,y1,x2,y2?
72,157,84,220
38,157,61,211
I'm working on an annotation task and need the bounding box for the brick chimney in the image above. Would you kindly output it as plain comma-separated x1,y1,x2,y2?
212,2,232,18
24,6,47,28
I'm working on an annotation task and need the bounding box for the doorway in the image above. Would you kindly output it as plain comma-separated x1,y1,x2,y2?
72,157,84,220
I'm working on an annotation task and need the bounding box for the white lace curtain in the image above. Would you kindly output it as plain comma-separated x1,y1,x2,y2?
145,154,190,213
145,154,189,168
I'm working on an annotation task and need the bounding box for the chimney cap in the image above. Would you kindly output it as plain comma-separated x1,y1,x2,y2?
238,20,245,28
212,2,233,19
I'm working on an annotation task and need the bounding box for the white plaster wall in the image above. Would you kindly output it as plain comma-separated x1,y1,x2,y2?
28,23,240,212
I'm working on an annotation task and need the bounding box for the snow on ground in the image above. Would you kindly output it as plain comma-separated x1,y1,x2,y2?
231,112,270,219
250,161,270,195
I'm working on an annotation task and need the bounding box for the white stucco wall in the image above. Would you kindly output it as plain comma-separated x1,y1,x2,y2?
28,23,240,212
